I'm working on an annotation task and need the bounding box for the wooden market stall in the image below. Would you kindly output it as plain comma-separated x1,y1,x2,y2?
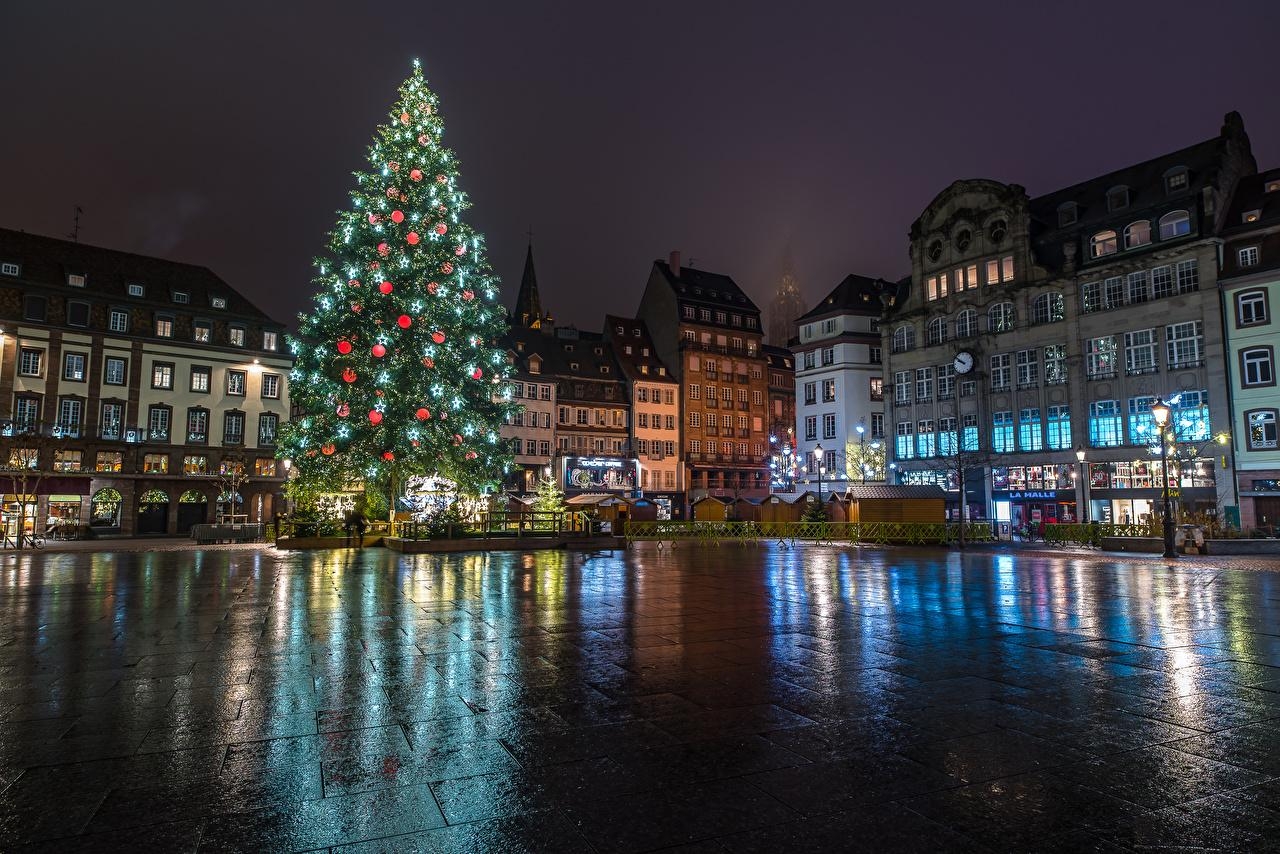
843,484,946,523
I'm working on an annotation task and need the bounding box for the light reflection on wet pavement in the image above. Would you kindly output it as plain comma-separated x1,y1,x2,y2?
1,544,1279,851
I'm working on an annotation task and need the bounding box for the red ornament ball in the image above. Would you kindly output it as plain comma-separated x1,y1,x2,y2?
454,245,466,256
390,210,404,224
435,223,447,235
336,339,353,355
432,331,446,344
382,450,395,461
397,314,412,329
411,439,421,448
453,434,463,445
441,262,454,274
421,357,435,369
417,133,430,145
351,303,363,313
367,213,380,225
375,389,384,397
465,451,478,460
427,281,439,295
348,278,361,288
342,367,357,383
409,169,423,182
472,368,483,380
388,161,399,172
436,174,447,184
371,343,386,358
415,407,430,420
406,231,420,246
321,443,336,456
378,281,393,295
385,187,397,199
377,242,390,257
336,403,350,417
368,410,383,425
399,112,410,124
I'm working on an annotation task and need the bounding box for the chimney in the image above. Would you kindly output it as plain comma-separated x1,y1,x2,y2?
669,250,681,278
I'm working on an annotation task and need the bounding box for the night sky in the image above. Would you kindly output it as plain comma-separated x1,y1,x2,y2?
4,2,1278,331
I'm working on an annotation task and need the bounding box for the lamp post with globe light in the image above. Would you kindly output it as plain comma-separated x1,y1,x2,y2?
1151,398,1177,558
1075,447,1088,523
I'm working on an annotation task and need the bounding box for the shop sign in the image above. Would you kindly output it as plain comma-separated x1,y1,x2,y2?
1007,490,1059,500
564,457,638,492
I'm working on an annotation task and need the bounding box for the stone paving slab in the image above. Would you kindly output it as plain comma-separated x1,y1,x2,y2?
2,544,1280,851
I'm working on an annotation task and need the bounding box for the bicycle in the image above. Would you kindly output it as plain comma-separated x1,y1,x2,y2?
4,532,44,549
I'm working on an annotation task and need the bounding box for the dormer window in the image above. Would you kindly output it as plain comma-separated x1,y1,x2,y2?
128,283,145,297
67,274,86,287
515,341,525,352
600,366,610,374
569,361,579,371
210,296,227,309
1243,209,1262,224
1266,180,1280,194
1107,186,1130,211
1089,230,1118,258
173,291,189,304
1164,167,1189,194
1124,220,1152,249
1159,210,1191,239
615,325,624,334
1,262,19,276
528,355,540,374
632,328,640,337
1057,202,1078,227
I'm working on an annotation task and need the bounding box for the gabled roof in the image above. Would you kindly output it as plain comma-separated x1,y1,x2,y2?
762,344,794,371
652,260,761,314
1222,167,1280,233
798,274,892,322
0,227,281,324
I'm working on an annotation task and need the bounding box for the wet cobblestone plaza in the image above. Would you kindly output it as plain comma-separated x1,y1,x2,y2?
3,545,1280,852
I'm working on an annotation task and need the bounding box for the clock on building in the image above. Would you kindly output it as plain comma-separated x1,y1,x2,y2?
953,350,975,374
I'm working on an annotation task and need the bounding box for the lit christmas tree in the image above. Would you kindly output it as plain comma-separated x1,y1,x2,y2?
279,61,514,505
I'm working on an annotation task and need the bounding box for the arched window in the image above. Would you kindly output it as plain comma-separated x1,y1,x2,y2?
1033,293,1064,325
90,488,122,527
178,489,208,504
955,309,978,338
988,302,1016,333
987,219,1008,243
926,317,948,346
1090,230,1118,258
1159,210,1191,240
1124,220,1151,249
139,489,169,505
892,325,915,353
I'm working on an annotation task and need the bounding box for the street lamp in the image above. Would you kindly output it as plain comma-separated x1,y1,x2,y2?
856,422,867,483
1150,398,1177,558
1075,447,1088,524
813,442,824,499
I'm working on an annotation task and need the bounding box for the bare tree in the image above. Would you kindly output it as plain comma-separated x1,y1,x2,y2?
213,451,252,523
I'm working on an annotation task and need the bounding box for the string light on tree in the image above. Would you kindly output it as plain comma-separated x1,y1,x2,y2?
278,59,515,507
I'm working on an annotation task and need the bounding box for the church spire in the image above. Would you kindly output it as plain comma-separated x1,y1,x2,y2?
514,242,545,329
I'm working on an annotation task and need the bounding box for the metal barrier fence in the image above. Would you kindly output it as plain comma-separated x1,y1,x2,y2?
623,520,998,546
1042,522,1161,548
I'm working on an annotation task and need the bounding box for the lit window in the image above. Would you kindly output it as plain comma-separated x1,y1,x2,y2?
1089,400,1123,447
988,302,1015,333
104,357,126,385
955,310,977,338
1124,220,1151,248
226,370,246,396
1248,410,1278,450
992,411,1014,453
67,274,86,287
143,453,169,474
152,362,174,389
1090,230,1118,258
1032,293,1063,325
155,315,173,338
1158,210,1191,240
229,326,246,347
193,320,211,343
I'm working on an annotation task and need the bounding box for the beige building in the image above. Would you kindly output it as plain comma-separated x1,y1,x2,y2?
605,315,682,516
884,113,1254,529
0,228,291,537
1219,167,1280,531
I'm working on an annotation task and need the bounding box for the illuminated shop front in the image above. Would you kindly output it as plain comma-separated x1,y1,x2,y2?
1086,458,1217,524
991,464,1080,529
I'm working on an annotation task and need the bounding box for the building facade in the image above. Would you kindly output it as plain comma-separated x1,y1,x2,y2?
605,316,682,516
549,327,633,495
1219,167,1280,531
884,113,1254,528
763,345,797,491
0,228,291,537
792,275,888,495
500,247,557,493
638,252,771,503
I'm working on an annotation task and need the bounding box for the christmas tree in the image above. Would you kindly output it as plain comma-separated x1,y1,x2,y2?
279,61,514,503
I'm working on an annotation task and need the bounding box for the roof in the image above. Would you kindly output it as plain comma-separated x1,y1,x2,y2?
1222,167,1280,233
762,344,794,371
844,484,947,500
512,243,545,328
797,274,892,322
0,227,282,325
653,260,761,315
603,315,677,383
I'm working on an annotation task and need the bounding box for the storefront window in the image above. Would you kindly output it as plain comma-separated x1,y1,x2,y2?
90,488,122,527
